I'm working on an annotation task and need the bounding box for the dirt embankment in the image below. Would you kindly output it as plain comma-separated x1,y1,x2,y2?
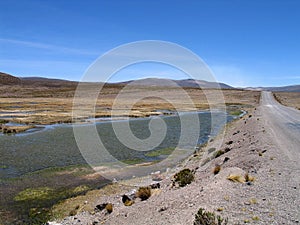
273,92,300,110
50,101,299,224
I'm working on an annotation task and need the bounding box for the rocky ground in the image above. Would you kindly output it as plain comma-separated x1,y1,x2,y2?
48,101,300,225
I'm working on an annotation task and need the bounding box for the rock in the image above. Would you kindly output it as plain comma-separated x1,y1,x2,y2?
233,130,240,135
112,178,118,183
151,171,164,181
95,203,108,211
150,183,160,189
223,157,230,163
122,195,134,206
158,206,167,212
226,140,233,145
224,147,231,152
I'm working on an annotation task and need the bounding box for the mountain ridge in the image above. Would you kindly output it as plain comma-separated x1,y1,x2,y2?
1,71,299,91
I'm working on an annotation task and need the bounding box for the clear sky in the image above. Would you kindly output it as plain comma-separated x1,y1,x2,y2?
0,0,300,87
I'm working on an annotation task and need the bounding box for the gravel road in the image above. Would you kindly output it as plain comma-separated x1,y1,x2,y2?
261,91,300,163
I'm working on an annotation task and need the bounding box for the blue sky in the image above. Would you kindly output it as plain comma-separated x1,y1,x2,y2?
0,0,300,87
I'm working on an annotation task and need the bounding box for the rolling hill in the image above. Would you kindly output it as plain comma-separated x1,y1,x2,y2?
117,78,234,89
0,72,21,85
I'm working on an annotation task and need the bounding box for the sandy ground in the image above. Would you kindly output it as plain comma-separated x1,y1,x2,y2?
48,93,300,225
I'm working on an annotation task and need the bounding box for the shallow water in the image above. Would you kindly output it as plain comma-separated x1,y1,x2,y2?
0,111,232,179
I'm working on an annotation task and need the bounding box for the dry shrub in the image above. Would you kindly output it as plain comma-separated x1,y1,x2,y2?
227,174,245,183
213,165,221,175
249,198,257,204
244,172,255,182
105,203,113,213
173,168,194,187
194,208,228,225
136,186,151,201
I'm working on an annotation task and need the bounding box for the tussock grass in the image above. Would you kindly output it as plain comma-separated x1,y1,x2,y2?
213,165,221,175
227,174,245,183
136,187,151,201
249,198,257,204
244,172,255,182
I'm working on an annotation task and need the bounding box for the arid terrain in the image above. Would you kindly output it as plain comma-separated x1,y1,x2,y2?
1,74,299,225
49,92,300,225
273,92,300,110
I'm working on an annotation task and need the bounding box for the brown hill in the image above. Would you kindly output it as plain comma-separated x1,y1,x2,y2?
0,72,21,85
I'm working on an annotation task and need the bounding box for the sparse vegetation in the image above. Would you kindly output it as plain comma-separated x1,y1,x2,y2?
229,110,243,116
136,186,152,201
173,168,195,187
105,203,113,213
121,158,146,165
14,187,54,201
252,216,260,221
145,147,175,157
194,208,228,225
213,165,221,175
208,147,216,154
227,174,245,183
249,198,258,204
214,150,225,158
244,172,255,182
0,164,8,169
201,157,211,166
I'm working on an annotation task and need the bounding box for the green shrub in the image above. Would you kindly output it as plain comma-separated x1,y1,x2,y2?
173,168,194,187
208,147,216,154
194,208,228,225
214,150,225,158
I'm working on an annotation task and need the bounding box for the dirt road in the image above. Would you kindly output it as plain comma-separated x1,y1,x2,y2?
260,91,300,163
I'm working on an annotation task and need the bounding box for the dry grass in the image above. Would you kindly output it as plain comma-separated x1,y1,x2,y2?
227,174,245,183
249,198,258,204
0,85,260,125
244,172,255,182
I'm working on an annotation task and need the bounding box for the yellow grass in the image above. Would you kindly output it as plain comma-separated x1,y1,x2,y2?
227,174,246,183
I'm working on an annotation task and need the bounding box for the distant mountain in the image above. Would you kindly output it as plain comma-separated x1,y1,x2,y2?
117,78,234,89
2,71,298,91
0,72,21,85
20,77,77,87
261,85,300,92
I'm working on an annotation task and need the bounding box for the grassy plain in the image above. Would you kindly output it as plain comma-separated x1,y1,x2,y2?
0,83,261,126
